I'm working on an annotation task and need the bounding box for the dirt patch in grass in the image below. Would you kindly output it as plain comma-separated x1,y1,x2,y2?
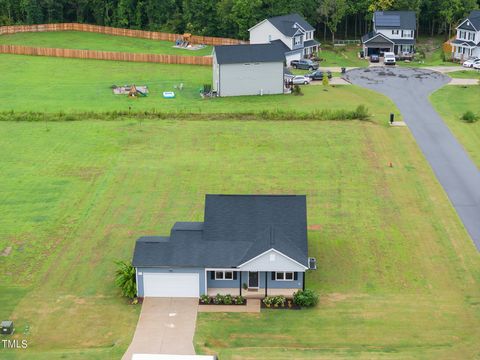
308,224,322,231
1,246,12,256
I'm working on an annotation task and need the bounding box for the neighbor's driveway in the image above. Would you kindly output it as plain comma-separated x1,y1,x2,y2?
122,298,198,360
346,67,480,250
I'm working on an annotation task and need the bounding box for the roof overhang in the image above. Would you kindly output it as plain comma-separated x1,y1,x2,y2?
237,248,308,272
363,33,395,45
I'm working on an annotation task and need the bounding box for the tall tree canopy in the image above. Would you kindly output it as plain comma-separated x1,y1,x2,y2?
0,0,478,40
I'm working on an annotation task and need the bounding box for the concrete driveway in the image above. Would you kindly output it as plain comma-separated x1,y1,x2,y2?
122,298,198,360
346,66,480,250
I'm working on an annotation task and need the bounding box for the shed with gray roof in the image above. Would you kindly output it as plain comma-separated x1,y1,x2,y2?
212,43,285,97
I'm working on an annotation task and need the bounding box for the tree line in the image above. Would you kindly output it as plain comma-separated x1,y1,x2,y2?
0,0,478,41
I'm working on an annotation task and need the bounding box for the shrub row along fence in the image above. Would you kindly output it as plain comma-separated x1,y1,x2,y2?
0,44,213,66
0,23,248,46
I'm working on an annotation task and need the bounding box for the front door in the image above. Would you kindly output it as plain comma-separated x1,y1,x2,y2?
248,271,259,288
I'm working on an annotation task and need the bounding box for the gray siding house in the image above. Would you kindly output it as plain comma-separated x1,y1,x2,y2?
451,11,480,60
249,13,320,65
212,43,285,97
132,195,313,298
362,11,416,56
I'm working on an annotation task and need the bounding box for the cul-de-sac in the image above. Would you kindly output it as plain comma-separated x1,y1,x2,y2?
0,2,479,360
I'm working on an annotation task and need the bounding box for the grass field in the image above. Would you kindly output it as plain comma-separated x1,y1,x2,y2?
0,54,399,122
447,70,480,79
0,30,213,56
430,85,480,168
317,44,368,67
1,117,478,359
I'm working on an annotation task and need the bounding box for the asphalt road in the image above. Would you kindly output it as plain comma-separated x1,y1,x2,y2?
346,67,480,250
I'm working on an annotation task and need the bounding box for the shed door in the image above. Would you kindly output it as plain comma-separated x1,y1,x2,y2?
143,273,199,297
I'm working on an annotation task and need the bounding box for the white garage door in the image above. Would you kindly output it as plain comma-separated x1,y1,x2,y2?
143,272,200,297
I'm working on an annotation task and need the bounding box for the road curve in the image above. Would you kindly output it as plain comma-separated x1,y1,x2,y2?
346,67,480,250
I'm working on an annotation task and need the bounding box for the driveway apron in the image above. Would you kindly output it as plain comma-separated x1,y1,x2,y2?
346,67,480,250
122,298,198,360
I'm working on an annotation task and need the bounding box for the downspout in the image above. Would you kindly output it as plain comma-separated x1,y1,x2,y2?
265,272,268,297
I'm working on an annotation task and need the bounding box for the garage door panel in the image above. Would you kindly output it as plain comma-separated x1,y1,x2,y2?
143,273,199,297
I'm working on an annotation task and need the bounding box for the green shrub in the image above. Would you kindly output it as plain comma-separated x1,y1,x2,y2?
272,295,286,307
322,73,329,87
223,294,233,305
213,294,224,305
292,85,303,96
199,294,211,304
234,295,245,305
114,260,136,299
293,289,319,307
263,296,275,307
461,110,478,123
353,105,370,120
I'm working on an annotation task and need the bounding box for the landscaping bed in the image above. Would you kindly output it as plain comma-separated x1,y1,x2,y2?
199,294,246,306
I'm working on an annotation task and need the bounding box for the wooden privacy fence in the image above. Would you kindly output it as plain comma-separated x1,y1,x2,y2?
0,45,213,66
0,23,248,46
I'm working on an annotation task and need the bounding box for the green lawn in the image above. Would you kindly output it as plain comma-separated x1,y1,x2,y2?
317,44,368,67
448,70,480,79
0,54,399,122
0,30,213,56
430,85,480,168
0,116,479,359
397,36,458,68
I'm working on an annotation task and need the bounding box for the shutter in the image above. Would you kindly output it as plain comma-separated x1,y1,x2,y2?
233,272,238,280
271,272,275,281
294,272,298,280
210,271,215,280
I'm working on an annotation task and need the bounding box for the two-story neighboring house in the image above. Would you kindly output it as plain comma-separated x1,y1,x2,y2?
362,11,416,57
451,10,480,60
249,13,320,66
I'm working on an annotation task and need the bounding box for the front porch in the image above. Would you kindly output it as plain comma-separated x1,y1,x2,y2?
205,270,304,299
207,287,297,299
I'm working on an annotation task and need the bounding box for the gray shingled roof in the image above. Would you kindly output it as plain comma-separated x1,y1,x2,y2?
132,195,308,268
267,13,315,37
214,43,285,64
451,39,478,47
374,11,416,30
458,10,480,31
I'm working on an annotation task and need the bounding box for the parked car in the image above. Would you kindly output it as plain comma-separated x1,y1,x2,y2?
291,75,312,85
290,59,319,70
370,54,380,63
306,70,332,80
463,57,480,68
384,52,396,65
473,62,480,70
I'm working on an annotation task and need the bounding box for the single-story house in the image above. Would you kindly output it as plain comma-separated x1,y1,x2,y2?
362,11,416,56
212,43,285,97
132,194,314,298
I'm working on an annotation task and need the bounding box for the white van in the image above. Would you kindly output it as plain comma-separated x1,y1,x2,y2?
384,52,396,65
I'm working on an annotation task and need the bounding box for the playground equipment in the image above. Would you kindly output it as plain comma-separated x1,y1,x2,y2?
128,84,147,97
112,85,148,96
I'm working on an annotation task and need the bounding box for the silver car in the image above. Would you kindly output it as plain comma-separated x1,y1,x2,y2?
291,75,312,85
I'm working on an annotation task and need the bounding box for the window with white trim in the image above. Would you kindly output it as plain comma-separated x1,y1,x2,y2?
275,272,294,281
215,271,234,280
392,30,399,35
